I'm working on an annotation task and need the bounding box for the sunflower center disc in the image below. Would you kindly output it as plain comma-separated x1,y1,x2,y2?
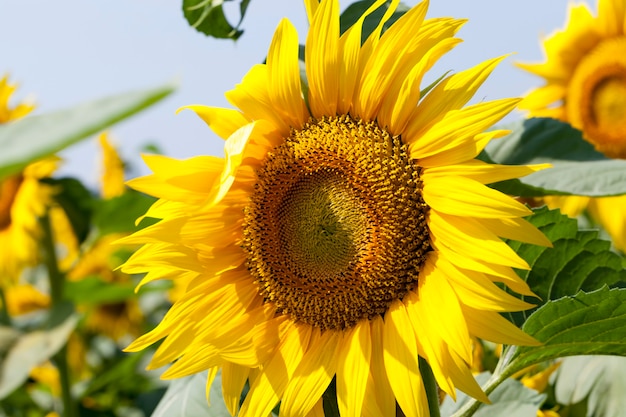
243,115,430,330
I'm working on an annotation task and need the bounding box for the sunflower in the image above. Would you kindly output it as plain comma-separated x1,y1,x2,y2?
0,75,57,285
122,1,550,415
518,0,626,252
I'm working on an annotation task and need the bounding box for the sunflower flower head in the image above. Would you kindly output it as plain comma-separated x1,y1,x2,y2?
518,0,626,158
122,1,550,415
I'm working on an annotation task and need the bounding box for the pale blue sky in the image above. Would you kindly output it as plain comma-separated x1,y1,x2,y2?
0,1,578,186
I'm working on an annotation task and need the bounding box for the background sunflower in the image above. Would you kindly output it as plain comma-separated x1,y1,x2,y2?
519,0,626,252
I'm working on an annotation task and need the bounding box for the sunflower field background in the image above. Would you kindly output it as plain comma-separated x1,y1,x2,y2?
1,1,626,417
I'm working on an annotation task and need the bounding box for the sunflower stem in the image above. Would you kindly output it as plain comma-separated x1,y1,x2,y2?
449,371,506,417
39,210,78,417
419,356,441,417
0,288,11,326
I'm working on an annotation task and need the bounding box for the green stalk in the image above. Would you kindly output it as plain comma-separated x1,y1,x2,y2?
419,356,441,417
0,287,10,326
39,211,78,417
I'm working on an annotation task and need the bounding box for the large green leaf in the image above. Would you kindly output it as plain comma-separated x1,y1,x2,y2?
453,287,626,417
444,372,545,417
505,287,626,377
182,0,249,40
484,118,626,197
0,82,176,180
152,371,230,417
553,355,626,417
505,207,626,327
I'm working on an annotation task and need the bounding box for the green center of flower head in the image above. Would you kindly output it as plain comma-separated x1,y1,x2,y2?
243,115,430,330
0,174,23,230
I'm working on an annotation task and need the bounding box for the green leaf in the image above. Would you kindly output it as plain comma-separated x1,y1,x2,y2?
484,118,626,197
505,207,626,327
92,190,156,236
553,355,626,417
0,314,78,399
490,287,626,394
64,276,135,305
42,177,94,244
0,82,176,180
444,372,545,417
340,0,410,43
182,0,247,40
152,370,230,417
452,287,626,417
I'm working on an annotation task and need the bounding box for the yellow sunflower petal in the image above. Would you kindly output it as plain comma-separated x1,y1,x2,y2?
418,129,508,168
423,175,532,219
518,84,566,112
268,18,308,128
429,211,530,270
225,65,290,135
355,0,428,120
176,105,250,140
381,37,462,135
336,320,371,417
417,257,472,363
280,329,342,417
431,252,536,312
406,55,509,138
404,290,455,399
239,323,311,417
337,0,388,114
366,315,396,416
221,362,250,416
479,216,553,247
423,159,550,185
462,305,541,346
408,98,520,158
306,0,340,117
383,300,429,417
598,0,626,36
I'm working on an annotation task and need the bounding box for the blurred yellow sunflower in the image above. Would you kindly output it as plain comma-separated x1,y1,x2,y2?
0,74,34,123
0,75,58,285
67,134,143,341
122,1,550,415
519,0,626,252
3,283,50,316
